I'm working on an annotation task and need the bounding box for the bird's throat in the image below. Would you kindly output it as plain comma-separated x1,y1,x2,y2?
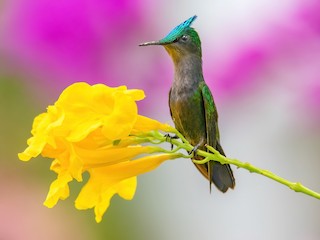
172,54,204,88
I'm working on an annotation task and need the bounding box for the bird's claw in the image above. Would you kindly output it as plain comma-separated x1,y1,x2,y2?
164,134,179,150
188,143,201,158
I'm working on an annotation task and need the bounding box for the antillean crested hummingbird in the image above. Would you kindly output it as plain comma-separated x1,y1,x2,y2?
139,15,235,193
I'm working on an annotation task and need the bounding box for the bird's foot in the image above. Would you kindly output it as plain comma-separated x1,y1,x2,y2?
188,142,201,158
164,134,179,150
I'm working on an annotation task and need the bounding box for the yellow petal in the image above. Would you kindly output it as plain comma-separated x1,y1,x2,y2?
46,145,84,182
101,92,138,139
124,89,145,101
18,109,64,161
116,177,137,200
44,172,73,208
75,176,137,223
18,136,47,161
108,154,176,181
76,145,157,168
93,189,114,223
132,115,173,133
94,177,137,223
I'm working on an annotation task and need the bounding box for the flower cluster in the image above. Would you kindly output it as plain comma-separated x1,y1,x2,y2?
18,82,177,222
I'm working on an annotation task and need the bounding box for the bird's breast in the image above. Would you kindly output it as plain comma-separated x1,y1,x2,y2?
169,86,206,146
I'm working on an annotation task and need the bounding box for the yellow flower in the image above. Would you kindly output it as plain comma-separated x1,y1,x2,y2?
18,82,176,222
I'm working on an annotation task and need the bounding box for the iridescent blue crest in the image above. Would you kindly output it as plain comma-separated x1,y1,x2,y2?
158,15,197,44
139,15,197,47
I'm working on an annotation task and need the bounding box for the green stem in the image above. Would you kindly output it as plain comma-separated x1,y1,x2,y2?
149,131,320,200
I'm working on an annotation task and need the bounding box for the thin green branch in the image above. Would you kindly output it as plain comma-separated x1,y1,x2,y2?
149,131,320,200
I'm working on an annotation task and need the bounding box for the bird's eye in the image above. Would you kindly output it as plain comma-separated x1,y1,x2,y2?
180,35,188,42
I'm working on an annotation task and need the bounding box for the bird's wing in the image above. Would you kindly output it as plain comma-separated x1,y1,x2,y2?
200,82,218,189
199,81,219,148
200,82,235,192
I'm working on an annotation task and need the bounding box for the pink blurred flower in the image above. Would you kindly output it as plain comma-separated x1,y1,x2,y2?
0,0,157,91
203,1,320,124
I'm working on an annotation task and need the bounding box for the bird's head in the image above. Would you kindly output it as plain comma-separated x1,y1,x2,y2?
139,15,202,63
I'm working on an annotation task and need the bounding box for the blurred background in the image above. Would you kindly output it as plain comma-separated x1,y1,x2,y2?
1,0,320,239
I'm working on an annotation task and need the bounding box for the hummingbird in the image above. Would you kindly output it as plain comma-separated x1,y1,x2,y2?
139,15,235,192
